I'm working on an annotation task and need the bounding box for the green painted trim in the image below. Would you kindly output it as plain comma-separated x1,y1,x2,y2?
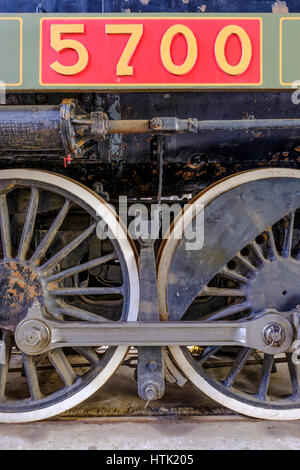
0,12,299,91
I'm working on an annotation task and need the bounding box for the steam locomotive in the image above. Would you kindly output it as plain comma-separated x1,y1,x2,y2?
0,0,299,422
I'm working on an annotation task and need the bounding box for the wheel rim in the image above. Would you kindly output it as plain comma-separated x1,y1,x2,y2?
0,169,139,423
158,168,300,420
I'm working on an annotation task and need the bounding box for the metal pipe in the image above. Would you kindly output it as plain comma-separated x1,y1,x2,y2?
197,118,300,132
108,119,150,134
0,105,62,151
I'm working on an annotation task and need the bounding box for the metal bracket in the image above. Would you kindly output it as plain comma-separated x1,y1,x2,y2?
150,117,198,133
90,111,109,139
137,233,165,402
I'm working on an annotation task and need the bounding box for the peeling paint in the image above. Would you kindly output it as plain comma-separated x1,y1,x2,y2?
272,1,289,13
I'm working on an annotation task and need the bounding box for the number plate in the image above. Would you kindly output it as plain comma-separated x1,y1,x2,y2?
40,17,262,87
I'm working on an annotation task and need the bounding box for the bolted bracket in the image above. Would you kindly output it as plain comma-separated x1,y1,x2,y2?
137,231,165,402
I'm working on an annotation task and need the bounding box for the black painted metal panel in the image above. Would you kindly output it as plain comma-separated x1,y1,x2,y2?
0,0,298,13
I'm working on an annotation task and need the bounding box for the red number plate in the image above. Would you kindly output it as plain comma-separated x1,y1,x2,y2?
40,17,262,87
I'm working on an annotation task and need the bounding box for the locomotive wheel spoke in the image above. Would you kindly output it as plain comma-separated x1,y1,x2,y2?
286,352,300,397
22,354,44,401
0,195,12,260
39,223,97,274
199,287,246,297
282,212,295,258
248,241,266,265
235,254,257,273
0,331,12,399
45,252,116,282
47,349,77,387
54,301,112,323
30,199,71,265
198,346,222,365
17,187,40,261
50,286,123,296
220,267,248,283
222,348,253,388
203,300,250,322
267,228,277,259
72,347,100,365
256,354,274,401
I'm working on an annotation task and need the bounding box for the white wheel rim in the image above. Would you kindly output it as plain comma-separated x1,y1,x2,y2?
158,168,300,420
0,169,139,423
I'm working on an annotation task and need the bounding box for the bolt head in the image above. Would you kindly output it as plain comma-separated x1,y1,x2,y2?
148,360,157,371
150,118,163,130
144,385,156,400
15,319,51,355
263,323,285,347
24,327,42,346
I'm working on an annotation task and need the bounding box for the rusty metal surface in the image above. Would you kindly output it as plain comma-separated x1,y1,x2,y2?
0,262,44,331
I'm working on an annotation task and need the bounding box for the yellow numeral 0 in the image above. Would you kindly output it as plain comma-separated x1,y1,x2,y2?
160,24,197,76
215,25,252,76
50,24,89,76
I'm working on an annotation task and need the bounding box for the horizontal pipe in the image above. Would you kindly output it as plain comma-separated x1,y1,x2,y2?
197,118,300,132
106,117,300,134
0,102,300,159
0,105,62,151
107,119,150,134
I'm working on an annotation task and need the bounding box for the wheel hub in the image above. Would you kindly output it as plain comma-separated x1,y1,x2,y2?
0,262,44,331
248,258,300,312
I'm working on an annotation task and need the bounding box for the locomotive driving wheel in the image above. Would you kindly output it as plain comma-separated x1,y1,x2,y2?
0,169,139,423
158,168,300,420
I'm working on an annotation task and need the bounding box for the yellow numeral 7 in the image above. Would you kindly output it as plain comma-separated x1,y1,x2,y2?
105,24,143,76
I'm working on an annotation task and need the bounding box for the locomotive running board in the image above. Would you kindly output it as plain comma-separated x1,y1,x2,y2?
14,307,294,356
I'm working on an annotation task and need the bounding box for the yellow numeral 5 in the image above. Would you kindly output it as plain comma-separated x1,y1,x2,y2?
105,24,143,76
50,24,89,75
